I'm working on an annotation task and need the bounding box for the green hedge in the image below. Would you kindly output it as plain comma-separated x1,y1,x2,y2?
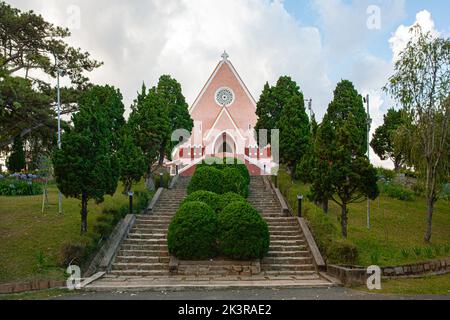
187,166,224,195
167,201,218,260
379,182,414,201
218,202,270,260
217,192,247,212
0,178,43,196
222,167,249,197
182,191,221,213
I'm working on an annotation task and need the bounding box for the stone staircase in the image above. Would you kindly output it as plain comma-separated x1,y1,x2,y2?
247,177,319,279
108,177,190,277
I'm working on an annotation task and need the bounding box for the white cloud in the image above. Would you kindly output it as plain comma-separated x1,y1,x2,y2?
389,10,438,61
7,0,332,118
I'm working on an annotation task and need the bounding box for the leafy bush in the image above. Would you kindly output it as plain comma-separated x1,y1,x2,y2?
218,202,270,260
0,178,43,196
326,239,359,265
198,159,250,187
376,167,396,181
439,183,450,201
187,166,224,195
153,171,170,189
222,167,249,197
58,238,92,267
167,201,218,260
379,182,414,201
182,191,221,213
217,192,247,212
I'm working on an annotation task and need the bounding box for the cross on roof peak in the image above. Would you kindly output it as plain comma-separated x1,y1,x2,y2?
221,50,229,61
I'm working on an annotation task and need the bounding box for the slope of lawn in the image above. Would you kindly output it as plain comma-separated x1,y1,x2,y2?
0,181,148,284
356,274,450,295
277,169,450,267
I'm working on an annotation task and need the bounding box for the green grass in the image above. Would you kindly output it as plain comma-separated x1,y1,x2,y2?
277,169,450,267
356,274,450,295
0,181,148,284
0,288,76,300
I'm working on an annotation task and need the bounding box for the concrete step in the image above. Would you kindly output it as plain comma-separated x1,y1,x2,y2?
121,244,168,251
261,270,318,277
128,233,167,240
262,256,313,264
113,262,168,271
269,245,308,251
270,235,303,240
123,238,167,245
118,249,169,257
267,250,310,258
109,270,170,277
261,264,315,272
269,230,301,236
131,227,168,234
270,239,305,246
115,256,170,264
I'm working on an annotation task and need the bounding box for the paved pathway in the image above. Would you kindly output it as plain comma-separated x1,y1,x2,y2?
55,287,450,300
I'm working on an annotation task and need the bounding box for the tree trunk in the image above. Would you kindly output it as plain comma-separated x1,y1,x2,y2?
321,199,329,214
424,196,434,243
394,158,402,172
341,203,348,238
80,193,88,235
158,144,165,166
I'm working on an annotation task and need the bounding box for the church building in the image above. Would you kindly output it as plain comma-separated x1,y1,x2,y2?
168,52,276,176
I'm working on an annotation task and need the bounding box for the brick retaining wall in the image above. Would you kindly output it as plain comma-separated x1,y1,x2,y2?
0,280,65,294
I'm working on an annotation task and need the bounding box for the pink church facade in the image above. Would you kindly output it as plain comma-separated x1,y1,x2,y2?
167,52,277,176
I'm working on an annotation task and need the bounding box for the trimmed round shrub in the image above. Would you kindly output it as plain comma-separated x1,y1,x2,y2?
167,201,218,260
222,167,249,197
182,190,221,213
187,166,223,195
218,202,270,260
235,163,250,186
217,192,247,212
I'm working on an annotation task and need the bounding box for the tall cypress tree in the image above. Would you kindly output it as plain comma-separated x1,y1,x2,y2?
278,94,311,172
52,85,124,234
255,76,301,145
156,75,193,164
6,136,26,172
311,80,379,237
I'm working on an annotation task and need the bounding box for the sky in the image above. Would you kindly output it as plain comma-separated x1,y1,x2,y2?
6,0,450,168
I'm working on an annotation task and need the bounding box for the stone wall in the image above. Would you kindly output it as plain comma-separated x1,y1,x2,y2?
328,257,450,286
172,259,261,276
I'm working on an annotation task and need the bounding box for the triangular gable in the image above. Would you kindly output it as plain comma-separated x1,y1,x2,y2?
205,107,245,141
189,60,257,114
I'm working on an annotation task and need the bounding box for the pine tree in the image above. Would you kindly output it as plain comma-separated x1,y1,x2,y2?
6,136,26,172
156,75,193,164
255,77,301,145
311,81,379,237
117,126,146,194
52,85,124,234
278,94,311,172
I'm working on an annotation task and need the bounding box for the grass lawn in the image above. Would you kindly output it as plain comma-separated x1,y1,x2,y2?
0,288,76,300
356,274,450,296
277,169,450,267
0,181,148,284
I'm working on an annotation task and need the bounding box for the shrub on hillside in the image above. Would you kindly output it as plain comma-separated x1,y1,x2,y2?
153,171,170,189
58,238,92,267
379,182,414,201
218,202,270,260
182,191,221,213
222,167,249,197
327,239,358,265
187,166,224,195
167,201,218,260
217,192,247,212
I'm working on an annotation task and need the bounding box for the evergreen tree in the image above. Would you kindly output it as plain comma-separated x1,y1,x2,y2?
278,94,311,172
156,75,193,164
117,126,146,194
6,136,26,172
371,108,408,171
255,76,301,145
52,85,124,234
311,81,379,237
128,84,170,177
